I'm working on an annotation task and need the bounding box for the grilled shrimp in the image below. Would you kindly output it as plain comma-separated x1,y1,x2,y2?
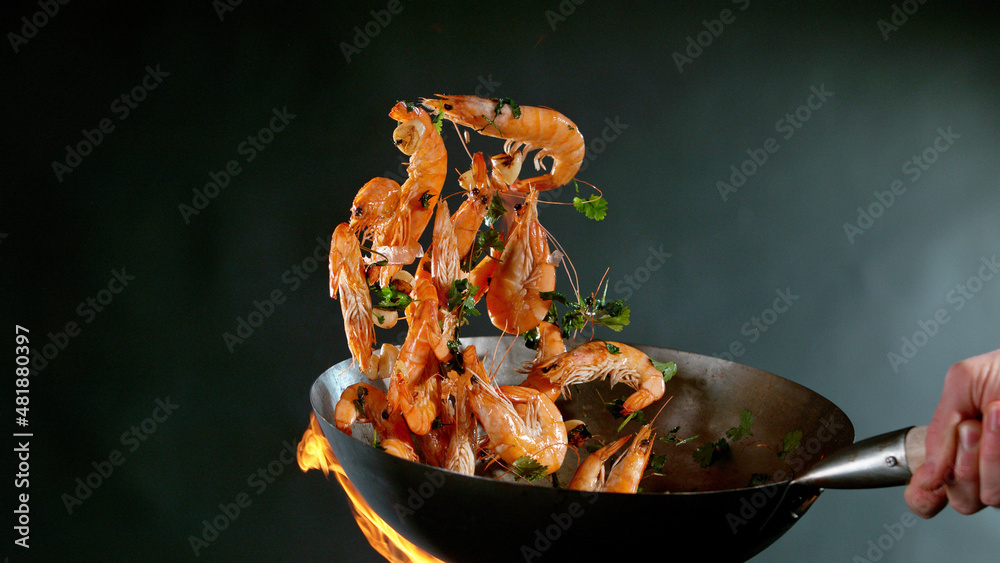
567,435,631,492
526,341,666,414
469,379,568,475
431,199,462,303
388,101,447,250
334,383,418,462
425,94,584,192
329,223,375,375
486,191,556,335
348,177,414,285
603,424,656,493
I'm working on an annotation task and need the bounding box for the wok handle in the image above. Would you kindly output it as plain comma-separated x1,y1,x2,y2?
792,425,927,489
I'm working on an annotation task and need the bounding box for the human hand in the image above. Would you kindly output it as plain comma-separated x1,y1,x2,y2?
905,348,1000,517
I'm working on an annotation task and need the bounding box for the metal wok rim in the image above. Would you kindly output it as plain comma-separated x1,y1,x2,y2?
309,336,855,496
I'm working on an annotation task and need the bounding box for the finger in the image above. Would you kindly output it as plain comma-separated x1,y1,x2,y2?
905,463,948,518
946,419,985,514
981,401,1000,507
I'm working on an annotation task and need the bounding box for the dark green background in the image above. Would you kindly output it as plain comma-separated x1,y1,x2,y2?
6,0,999,561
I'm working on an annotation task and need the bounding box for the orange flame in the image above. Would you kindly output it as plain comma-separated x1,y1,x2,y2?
297,413,445,563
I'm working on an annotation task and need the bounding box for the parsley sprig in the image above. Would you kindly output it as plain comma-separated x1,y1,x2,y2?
692,408,754,468
540,281,630,338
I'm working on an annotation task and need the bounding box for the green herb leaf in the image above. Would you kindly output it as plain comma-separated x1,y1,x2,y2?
693,438,731,468
573,195,608,221
372,285,413,311
652,360,678,383
494,97,521,119
485,193,507,227
523,327,540,350
726,409,754,441
446,279,480,322
778,430,803,459
605,342,621,355
511,455,547,481
539,290,568,305
749,473,773,487
420,191,433,208
430,111,444,133
471,227,504,261
649,454,668,473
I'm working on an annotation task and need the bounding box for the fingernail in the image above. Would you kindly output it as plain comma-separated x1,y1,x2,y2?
989,403,1000,433
960,424,980,451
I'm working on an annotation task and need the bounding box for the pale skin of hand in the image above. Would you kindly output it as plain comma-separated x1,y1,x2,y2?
905,348,1000,517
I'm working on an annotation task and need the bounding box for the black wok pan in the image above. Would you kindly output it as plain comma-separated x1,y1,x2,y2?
309,336,925,562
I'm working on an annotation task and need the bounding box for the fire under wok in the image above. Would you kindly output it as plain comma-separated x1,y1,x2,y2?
309,336,926,562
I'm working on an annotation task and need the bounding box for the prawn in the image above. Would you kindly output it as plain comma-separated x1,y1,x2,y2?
329,223,375,376
443,348,482,475
519,320,566,402
603,424,656,493
348,177,414,286
567,435,631,492
334,383,418,462
485,190,556,335
388,101,447,253
469,378,567,475
525,341,666,414
451,152,495,259
424,94,584,192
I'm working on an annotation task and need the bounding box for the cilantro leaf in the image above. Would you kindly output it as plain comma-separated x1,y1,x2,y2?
778,430,803,459
430,111,444,133
605,342,621,355
573,195,608,221
725,409,754,441
511,455,547,481
652,360,677,383
494,97,521,119
539,290,568,304
372,285,412,311
485,193,507,227
649,454,668,473
567,423,593,449
693,438,731,468
522,327,540,350
471,227,504,261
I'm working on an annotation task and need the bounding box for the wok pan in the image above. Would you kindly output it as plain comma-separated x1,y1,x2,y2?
309,336,926,562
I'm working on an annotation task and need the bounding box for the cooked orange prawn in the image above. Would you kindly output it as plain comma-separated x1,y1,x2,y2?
567,435,631,492
519,321,566,402
388,101,447,251
486,191,556,335
443,348,482,475
526,341,666,414
603,423,656,493
334,382,418,462
348,177,413,285
424,95,584,192
451,152,495,259
431,199,462,303
469,379,567,475
329,223,375,375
